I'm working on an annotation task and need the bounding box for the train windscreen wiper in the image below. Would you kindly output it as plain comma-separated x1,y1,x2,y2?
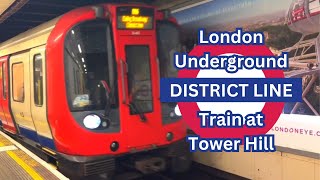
129,102,147,122
99,80,112,117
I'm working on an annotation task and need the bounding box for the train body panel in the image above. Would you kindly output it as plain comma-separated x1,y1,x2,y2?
0,3,190,177
0,18,59,57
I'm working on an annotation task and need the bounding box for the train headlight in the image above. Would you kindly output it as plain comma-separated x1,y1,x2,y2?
83,114,101,129
174,105,182,116
169,105,182,119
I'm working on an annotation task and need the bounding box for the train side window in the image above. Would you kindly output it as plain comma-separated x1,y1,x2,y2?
34,55,43,106
2,63,7,99
12,63,24,102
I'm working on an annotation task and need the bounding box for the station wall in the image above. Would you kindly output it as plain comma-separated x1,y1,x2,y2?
193,146,320,180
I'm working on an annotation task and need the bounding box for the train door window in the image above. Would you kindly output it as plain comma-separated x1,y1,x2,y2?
2,63,7,99
12,63,24,102
126,45,153,114
34,55,43,106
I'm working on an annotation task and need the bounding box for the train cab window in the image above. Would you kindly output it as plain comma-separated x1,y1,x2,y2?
2,63,6,99
157,21,182,123
34,55,43,106
156,22,180,78
12,63,24,102
64,19,116,111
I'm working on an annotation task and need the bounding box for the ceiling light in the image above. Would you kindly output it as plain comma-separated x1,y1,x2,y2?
78,44,82,53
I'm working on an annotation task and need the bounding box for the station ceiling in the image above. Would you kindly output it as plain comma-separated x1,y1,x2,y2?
0,0,202,42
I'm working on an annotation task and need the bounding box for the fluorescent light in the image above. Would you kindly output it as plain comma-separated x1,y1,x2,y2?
78,44,82,53
172,0,213,13
83,64,86,68
81,58,85,62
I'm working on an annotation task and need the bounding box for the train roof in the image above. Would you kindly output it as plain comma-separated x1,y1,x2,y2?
0,3,159,57
0,17,60,57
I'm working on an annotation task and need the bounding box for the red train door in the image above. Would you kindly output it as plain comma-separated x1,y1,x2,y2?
118,35,162,149
0,57,7,127
0,56,16,134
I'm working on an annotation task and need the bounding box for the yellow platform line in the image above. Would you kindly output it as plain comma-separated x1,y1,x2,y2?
0,132,68,179
0,142,43,180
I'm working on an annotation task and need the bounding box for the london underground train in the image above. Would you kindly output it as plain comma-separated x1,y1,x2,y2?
0,3,191,178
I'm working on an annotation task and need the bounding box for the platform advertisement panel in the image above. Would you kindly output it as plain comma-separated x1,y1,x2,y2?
171,0,319,154
269,114,320,154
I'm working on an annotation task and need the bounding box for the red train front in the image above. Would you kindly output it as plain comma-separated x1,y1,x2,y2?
0,3,191,179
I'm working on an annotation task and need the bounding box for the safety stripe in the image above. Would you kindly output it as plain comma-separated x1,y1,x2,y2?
0,142,43,180
0,131,69,179
6,151,44,180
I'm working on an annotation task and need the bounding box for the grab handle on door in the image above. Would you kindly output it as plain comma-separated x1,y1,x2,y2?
120,59,127,104
156,57,161,100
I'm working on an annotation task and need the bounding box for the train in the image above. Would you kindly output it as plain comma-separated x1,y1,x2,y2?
0,3,191,178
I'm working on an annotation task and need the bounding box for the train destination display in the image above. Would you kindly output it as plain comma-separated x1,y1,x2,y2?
117,7,154,29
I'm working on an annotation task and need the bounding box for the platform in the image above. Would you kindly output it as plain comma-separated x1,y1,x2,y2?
0,131,67,180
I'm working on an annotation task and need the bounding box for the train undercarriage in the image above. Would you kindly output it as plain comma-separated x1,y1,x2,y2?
55,140,191,179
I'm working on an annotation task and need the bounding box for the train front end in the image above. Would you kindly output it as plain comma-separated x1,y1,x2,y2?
46,4,191,178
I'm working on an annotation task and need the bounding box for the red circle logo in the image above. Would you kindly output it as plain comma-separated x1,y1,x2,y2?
178,45,284,138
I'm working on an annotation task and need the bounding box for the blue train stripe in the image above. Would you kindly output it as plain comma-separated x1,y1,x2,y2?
18,126,56,150
38,135,56,150
18,126,38,142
